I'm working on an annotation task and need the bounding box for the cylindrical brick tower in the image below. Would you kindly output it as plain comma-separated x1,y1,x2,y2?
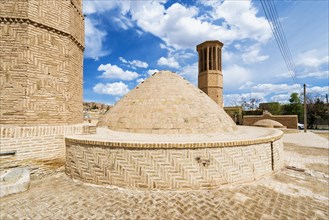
0,0,84,125
196,40,223,107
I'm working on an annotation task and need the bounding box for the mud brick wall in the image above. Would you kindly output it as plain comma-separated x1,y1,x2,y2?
243,114,298,129
0,0,84,125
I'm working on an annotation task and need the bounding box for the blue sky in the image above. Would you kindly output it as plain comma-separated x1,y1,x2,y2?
82,0,328,106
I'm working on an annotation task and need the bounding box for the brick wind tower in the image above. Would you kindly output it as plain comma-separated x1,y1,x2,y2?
0,0,90,171
0,0,84,125
196,41,223,107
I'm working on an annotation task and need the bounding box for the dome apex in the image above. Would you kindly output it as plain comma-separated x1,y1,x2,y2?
98,71,237,134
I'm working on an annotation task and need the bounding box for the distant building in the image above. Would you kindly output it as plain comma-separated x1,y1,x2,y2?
243,111,298,129
224,106,243,125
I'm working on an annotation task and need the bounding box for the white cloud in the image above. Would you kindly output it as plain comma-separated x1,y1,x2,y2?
277,70,329,79
241,44,269,64
98,64,139,81
296,50,329,67
93,82,129,96
277,50,328,80
84,18,109,60
308,86,329,94
276,71,297,79
83,0,272,66
270,94,290,103
160,43,176,54
239,81,254,90
113,15,134,30
83,1,117,15
297,70,329,79
103,1,272,50
119,57,149,68
201,0,272,43
252,83,302,94
223,92,266,107
223,94,244,107
157,57,180,69
234,44,242,50
177,51,195,60
136,78,145,84
223,65,251,88
179,62,198,85
222,48,235,63
147,69,159,76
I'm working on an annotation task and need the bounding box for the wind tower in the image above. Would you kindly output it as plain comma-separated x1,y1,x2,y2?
196,40,223,107
0,0,84,125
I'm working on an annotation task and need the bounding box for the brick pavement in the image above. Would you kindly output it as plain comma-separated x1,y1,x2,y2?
1,141,328,220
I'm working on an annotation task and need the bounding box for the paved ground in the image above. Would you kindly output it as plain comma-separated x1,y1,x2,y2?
1,132,328,220
283,131,329,149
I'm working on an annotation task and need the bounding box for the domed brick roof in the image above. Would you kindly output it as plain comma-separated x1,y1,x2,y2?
253,119,286,128
98,71,237,134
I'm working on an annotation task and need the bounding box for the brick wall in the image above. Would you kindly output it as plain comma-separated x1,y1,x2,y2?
0,124,96,170
66,138,283,189
0,0,84,125
243,112,298,129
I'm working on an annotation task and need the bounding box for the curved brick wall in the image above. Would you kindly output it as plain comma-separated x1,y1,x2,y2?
65,135,283,189
0,0,84,125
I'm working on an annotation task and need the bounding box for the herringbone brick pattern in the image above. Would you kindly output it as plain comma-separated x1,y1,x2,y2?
1,167,328,219
98,71,237,134
1,136,328,219
66,139,283,189
0,0,84,125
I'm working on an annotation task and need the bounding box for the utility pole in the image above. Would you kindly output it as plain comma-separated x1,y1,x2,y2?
326,94,328,104
304,84,307,133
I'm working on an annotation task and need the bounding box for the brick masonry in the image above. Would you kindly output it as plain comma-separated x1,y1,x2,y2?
98,71,237,134
65,137,283,189
0,124,96,170
0,0,84,125
197,41,223,107
243,111,298,129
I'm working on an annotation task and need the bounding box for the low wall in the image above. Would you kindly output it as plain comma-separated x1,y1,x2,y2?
65,138,283,189
243,112,298,129
0,124,96,171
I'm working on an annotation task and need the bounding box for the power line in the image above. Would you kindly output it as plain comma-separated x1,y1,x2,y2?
260,0,303,95
269,1,297,73
262,1,326,99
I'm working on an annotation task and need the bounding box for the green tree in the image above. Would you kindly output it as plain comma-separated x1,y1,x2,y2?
307,97,329,129
283,93,303,122
259,102,282,115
